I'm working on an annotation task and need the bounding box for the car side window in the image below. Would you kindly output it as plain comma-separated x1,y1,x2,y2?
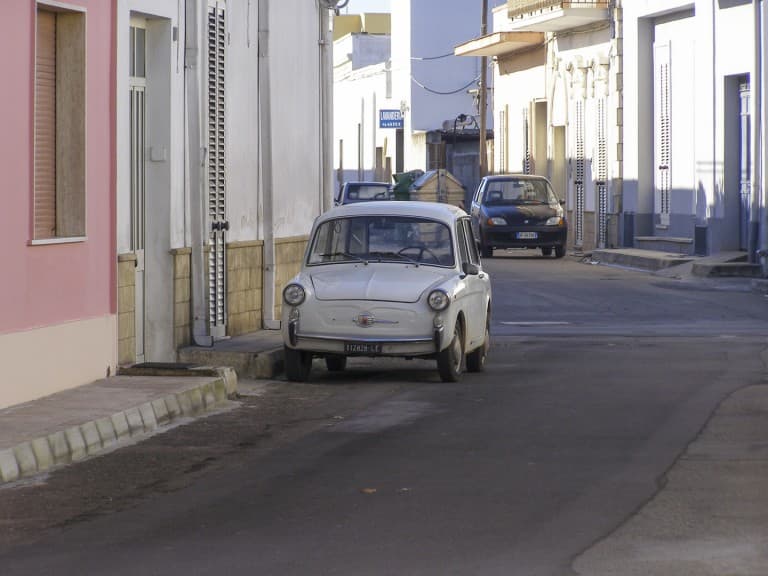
462,219,480,265
456,220,470,267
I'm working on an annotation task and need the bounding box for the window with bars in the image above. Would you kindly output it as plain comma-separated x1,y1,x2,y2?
33,5,86,241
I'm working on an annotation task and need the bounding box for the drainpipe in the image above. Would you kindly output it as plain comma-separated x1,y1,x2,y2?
751,0,762,265
185,0,212,346
320,2,333,213
259,0,280,329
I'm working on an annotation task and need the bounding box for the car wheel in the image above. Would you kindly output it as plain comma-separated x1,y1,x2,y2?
325,355,347,372
481,243,493,258
437,323,464,382
541,247,553,257
284,346,312,382
466,311,490,373
554,244,566,258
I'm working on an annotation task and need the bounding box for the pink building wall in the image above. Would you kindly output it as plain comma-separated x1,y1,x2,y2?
0,0,116,335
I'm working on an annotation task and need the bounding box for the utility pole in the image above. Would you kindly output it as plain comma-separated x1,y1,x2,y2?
479,0,488,178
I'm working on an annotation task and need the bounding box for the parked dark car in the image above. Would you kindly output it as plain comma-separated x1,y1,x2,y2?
470,174,567,258
335,181,393,206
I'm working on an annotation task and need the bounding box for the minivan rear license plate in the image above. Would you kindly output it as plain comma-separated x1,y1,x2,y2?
516,232,538,239
345,342,383,354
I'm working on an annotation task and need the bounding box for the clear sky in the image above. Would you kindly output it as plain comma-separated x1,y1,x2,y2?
339,0,391,14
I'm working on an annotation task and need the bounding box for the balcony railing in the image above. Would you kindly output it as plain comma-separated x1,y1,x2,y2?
506,0,610,32
508,0,608,18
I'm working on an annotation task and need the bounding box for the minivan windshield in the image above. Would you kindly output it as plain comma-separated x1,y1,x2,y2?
308,215,455,267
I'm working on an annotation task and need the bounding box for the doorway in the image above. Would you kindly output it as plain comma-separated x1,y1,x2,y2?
129,20,146,363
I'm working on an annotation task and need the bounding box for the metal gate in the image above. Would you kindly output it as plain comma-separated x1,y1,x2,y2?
655,43,671,227
574,100,585,249
207,1,228,338
596,98,608,248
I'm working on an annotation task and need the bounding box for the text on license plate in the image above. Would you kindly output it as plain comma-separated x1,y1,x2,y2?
345,342,383,354
516,232,538,239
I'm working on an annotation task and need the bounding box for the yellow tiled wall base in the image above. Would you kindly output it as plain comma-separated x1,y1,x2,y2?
274,236,309,319
117,253,136,365
171,248,192,349
226,241,264,336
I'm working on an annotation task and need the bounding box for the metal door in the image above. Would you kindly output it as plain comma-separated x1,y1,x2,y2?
207,1,228,338
739,80,751,251
130,23,146,362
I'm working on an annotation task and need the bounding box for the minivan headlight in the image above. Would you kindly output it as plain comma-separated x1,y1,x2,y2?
546,216,564,226
487,216,506,226
428,289,450,311
283,284,306,306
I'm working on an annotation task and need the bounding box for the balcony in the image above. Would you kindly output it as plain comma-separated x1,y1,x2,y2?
506,0,610,32
454,31,545,58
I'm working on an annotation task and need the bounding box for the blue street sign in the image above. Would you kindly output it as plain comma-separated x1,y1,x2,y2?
379,109,404,129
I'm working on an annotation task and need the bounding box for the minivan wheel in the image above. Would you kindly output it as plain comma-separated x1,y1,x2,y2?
437,324,464,382
541,247,553,257
554,244,566,258
481,243,493,258
284,346,312,382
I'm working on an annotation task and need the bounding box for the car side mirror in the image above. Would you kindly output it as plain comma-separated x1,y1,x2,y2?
462,262,480,276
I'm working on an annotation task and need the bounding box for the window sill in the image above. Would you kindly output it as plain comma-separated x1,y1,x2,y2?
29,236,87,246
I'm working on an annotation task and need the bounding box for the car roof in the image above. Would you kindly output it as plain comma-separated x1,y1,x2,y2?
342,181,390,186
484,173,550,182
318,201,466,224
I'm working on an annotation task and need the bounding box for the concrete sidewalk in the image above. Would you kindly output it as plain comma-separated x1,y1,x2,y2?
0,367,238,484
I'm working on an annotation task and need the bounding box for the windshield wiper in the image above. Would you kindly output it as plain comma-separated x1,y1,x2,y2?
367,251,420,266
318,251,368,264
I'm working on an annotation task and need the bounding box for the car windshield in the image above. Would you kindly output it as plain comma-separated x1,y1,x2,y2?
308,215,455,267
344,184,392,202
482,179,559,206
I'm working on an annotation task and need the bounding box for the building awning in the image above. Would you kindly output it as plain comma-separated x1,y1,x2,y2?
454,31,544,58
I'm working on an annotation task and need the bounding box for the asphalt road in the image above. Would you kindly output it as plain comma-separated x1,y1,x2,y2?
1,252,767,576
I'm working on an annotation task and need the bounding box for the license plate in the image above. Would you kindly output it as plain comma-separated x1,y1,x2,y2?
344,342,383,354
516,231,538,239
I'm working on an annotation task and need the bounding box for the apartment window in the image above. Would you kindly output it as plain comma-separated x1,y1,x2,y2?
33,4,86,241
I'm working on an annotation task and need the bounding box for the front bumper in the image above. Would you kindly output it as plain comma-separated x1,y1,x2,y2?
482,226,567,249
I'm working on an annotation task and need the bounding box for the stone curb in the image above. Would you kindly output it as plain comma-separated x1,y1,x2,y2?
0,371,238,485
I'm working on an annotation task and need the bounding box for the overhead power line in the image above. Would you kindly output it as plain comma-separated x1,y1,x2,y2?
411,74,480,96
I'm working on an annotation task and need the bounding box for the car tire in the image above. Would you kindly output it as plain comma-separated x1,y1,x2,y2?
554,244,566,258
466,312,490,373
481,243,493,258
437,323,464,382
284,346,312,382
325,355,347,372
541,247,553,257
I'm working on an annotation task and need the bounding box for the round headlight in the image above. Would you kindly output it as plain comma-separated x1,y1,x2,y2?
283,283,306,306
428,289,450,311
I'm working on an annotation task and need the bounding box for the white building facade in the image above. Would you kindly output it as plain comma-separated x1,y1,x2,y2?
334,2,494,202
458,1,623,253
115,0,334,366
624,0,767,261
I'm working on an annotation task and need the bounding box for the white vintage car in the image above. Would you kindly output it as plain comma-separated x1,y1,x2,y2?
281,201,492,382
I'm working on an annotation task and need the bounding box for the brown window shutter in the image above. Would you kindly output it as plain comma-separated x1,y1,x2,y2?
35,9,57,239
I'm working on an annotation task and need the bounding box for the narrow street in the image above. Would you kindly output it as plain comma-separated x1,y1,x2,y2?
1,254,767,575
